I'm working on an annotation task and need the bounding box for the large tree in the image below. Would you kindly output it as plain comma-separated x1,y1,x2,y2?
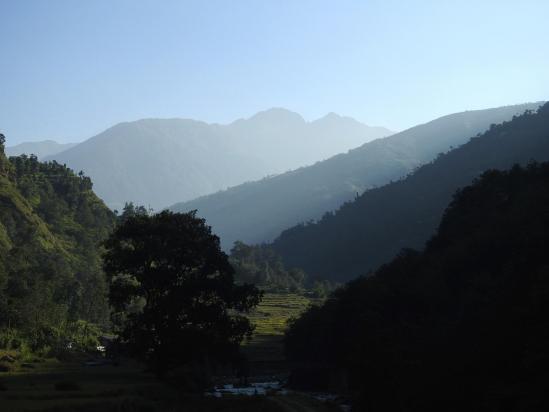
103,210,261,376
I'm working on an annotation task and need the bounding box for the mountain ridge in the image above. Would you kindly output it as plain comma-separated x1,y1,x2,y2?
272,101,549,281
6,140,78,159
45,108,391,210
171,102,543,250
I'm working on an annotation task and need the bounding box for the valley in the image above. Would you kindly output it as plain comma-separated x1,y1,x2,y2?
2,6,548,408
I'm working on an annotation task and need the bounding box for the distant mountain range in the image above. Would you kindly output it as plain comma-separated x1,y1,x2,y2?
171,103,542,250
6,140,77,159
42,108,391,211
272,102,549,282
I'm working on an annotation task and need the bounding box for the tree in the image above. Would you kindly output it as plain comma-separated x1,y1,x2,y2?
117,201,150,223
103,210,262,377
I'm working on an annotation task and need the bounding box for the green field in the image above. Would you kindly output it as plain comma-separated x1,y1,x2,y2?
248,293,314,336
240,293,317,377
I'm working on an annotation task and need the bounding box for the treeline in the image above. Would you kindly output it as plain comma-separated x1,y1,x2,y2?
229,241,336,296
230,241,306,292
273,102,549,282
284,162,549,411
0,135,116,353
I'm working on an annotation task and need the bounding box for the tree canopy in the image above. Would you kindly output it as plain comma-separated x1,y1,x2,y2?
285,162,549,411
103,210,262,376
230,241,307,293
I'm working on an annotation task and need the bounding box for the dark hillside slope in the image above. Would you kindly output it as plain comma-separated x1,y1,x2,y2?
273,102,549,281
172,103,541,249
285,162,549,411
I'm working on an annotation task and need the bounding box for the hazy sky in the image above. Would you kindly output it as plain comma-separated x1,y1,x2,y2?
1,0,548,145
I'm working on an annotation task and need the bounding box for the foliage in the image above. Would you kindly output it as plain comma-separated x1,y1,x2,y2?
285,162,549,411
0,136,116,352
230,241,307,292
274,102,549,282
103,211,262,377
115,201,150,223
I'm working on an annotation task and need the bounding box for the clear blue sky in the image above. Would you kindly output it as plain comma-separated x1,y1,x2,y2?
1,0,548,144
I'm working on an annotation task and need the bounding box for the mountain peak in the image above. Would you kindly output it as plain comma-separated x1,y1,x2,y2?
247,108,305,125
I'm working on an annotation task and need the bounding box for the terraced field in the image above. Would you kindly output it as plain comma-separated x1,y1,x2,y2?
248,293,315,336
242,293,317,373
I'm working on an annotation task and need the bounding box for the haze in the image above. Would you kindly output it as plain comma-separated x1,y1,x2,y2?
1,0,548,144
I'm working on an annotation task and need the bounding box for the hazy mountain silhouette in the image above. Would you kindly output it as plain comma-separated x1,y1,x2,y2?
171,103,542,250
6,140,77,159
272,102,549,282
46,109,390,210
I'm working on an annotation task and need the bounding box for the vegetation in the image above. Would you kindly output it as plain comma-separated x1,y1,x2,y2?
172,103,541,250
0,134,116,354
285,162,549,411
103,210,262,378
0,357,343,411
274,102,549,282
230,242,307,293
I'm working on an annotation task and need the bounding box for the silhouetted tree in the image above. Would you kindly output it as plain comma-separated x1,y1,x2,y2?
104,211,262,377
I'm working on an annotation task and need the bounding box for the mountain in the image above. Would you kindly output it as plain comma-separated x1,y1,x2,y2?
272,102,549,282
45,109,391,211
171,103,542,250
0,134,116,344
285,161,549,410
6,140,77,159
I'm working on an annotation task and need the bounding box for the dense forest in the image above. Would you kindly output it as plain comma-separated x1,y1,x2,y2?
230,242,307,293
285,162,549,411
273,102,549,282
0,134,116,352
229,242,338,297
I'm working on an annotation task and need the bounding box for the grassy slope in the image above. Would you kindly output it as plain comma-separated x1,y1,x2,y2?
0,175,59,251
248,293,313,336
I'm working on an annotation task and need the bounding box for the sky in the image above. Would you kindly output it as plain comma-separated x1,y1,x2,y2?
1,0,548,145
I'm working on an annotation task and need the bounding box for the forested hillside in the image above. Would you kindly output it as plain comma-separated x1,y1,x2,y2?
172,103,541,249
285,162,549,411
273,102,549,281
0,134,116,349
47,109,390,210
